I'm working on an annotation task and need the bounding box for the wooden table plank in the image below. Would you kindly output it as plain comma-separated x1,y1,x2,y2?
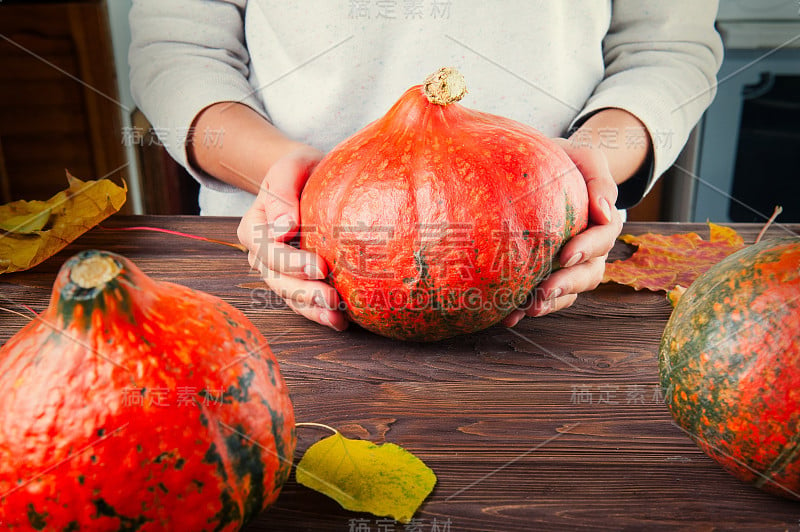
1,216,799,531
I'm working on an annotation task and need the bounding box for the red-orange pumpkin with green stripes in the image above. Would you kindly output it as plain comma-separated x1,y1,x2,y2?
300,67,588,341
0,250,295,530
659,236,800,498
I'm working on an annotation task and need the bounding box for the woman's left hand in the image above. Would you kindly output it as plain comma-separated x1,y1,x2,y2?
502,137,624,326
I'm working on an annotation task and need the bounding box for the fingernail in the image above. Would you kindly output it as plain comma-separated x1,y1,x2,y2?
599,198,612,224
319,311,345,331
562,252,583,269
272,214,295,237
534,299,552,316
304,263,323,279
311,294,326,308
547,287,563,300
319,311,333,328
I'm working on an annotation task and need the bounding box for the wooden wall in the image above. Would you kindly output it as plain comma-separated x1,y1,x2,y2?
0,0,128,209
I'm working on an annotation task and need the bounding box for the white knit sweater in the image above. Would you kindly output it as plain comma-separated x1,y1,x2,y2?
129,0,723,215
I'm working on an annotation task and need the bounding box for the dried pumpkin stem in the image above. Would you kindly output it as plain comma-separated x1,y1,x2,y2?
295,422,339,435
423,67,467,105
754,205,783,244
70,254,121,289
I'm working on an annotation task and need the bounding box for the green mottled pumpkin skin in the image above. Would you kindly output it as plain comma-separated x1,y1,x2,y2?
0,250,296,531
659,237,800,499
300,83,588,341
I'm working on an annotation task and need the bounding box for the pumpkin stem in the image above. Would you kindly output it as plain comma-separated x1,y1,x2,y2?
423,67,467,105
295,422,339,435
70,253,121,289
754,205,783,244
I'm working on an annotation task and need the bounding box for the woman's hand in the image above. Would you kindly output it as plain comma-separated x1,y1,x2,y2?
187,102,348,331
237,146,349,331
502,108,651,326
502,139,623,326
238,140,621,332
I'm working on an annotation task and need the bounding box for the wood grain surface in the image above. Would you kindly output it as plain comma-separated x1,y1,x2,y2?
1,216,798,531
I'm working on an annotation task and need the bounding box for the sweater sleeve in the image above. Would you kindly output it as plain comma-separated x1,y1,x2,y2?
128,0,264,193
569,0,724,208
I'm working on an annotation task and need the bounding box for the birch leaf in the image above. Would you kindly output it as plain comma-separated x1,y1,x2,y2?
0,172,127,274
296,433,436,523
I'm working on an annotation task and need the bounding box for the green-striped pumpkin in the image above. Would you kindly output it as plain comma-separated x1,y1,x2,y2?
659,236,800,499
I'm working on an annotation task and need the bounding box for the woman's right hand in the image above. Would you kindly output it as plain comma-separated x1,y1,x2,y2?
237,146,349,331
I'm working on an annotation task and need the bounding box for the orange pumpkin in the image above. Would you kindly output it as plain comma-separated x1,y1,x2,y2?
301,67,589,340
0,250,295,530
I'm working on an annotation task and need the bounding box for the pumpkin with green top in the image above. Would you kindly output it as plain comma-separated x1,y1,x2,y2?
0,250,295,530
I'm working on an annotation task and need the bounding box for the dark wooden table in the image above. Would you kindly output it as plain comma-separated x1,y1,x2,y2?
1,216,799,531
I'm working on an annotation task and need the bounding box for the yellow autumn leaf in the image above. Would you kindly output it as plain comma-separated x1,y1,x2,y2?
0,208,51,233
296,433,437,523
0,172,127,274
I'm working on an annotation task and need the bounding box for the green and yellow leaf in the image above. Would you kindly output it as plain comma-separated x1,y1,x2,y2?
0,172,127,275
296,433,436,523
